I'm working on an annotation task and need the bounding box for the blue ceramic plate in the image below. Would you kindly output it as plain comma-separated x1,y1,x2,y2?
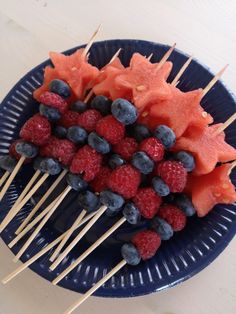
0,40,236,297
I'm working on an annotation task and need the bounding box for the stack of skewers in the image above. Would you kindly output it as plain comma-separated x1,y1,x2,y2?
0,27,236,314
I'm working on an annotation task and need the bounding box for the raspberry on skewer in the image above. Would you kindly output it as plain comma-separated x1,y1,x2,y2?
63,230,161,314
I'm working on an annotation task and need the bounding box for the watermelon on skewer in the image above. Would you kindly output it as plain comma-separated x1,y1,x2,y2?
173,124,236,175
185,164,236,217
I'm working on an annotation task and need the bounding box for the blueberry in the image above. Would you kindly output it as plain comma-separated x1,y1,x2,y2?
15,141,38,158
122,202,141,225
100,190,124,210
151,217,173,240
175,151,195,172
88,132,111,154
111,98,138,125
49,79,71,98
39,158,61,175
77,191,100,212
39,104,61,122
108,154,126,169
53,125,67,139
67,126,87,144
152,177,170,196
128,124,151,142
0,155,17,172
154,125,176,149
70,100,87,113
175,194,196,217
131,151,154,174
90,95,112,115
33,157,43,171
66,173,88,191
121,243,141,266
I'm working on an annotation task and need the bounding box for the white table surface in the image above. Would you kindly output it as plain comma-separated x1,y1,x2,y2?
0,1,236,313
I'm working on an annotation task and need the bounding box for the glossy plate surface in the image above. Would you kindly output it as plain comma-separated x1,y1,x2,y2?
0,39,236,297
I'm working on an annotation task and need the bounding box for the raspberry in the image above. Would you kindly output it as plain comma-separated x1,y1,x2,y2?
20,114,51,146
77,109,102,132
96,115,125,145
158,204,186,231
133,187,162,219
58,111,80,128
9,140,31,163
139,137,164,162
132,230,161,260
107,165,141,199
156,160,187,193
40,137,76,166
39,91,68,114
113,137,138,160
70,145,103,181
90,166,111,193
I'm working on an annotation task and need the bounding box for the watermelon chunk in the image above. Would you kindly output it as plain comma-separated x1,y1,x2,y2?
173,124,236,175
142,85,213,137
49,50,99,99
185,164,236,217
33,49,99,102
92,57,131,99
115,53,173,111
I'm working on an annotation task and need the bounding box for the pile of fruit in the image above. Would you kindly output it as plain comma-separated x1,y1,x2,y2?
1,42,236,314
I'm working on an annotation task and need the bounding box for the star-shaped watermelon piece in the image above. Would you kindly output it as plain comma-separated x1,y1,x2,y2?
185,164,236,217
92,58,131,100
49,49,99,99
173,124,236,175
115,53,173,111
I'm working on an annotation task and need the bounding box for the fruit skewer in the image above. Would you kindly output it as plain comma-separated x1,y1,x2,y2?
63,228,175,314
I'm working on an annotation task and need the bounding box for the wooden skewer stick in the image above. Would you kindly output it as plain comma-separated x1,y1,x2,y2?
8,195,61,248
155,43,176,73
109,48,122,64
82,24,102,58
49,209,87,262
2,211,97,284
10,170,41,213
15,169,68,235
0,173,49,233
0,171,10,189
13,186,72,262
53,216,126,284
201,64,228,97
64,260,127,314
214,112,236,135
228,160,236,175
147,53,153,61
0,156,25,202
50,205,107,270
171,55,193,86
